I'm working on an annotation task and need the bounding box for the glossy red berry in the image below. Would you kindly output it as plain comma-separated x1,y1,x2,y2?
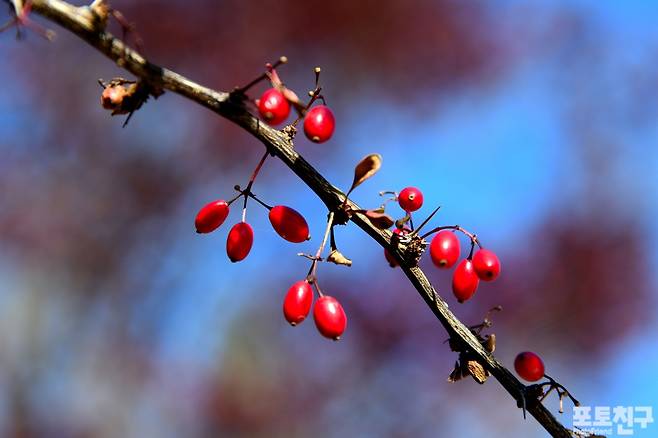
268,205,310,243
452,259,479,303
514,351,545,382
195,200,230,234
313,295,347,340
472,248,501,281
226,222,253,262
303,105,335,143
283,280,313,326
384,227,410,268
430,231,460,268
398,187,424,212
257,88,290,125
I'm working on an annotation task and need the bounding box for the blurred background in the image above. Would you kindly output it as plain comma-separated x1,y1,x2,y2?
1,0,657,437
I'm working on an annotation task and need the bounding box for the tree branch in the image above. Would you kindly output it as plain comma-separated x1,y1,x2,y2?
27,1,574,436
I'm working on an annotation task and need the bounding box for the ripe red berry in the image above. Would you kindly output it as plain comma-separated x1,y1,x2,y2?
472,248,501,281
195,200,230,234
429,231,460,268
313,295,347,340
303,105,335,143
398,187,424,212
283,280,313,326
268,205,310,243
452,259,479,303
226,222,254,262
514,351,545,382
384,227,410,268
257,88,290,125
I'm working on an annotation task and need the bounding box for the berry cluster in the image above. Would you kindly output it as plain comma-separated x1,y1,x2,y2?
194,151,310,262
382,187,501,303
237,57,336,143
283,211,348,340
283,280,347,340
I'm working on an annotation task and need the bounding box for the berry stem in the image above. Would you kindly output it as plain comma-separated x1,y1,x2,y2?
247,150,269,188
292,67,324,127
542,374,580,408
233,185,272,210
239,150,270,219
306,211,335,291
227,191,244,206
420,225,482,249
235,56,287,94
409,205,441,236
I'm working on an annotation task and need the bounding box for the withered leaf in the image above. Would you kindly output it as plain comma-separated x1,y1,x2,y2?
483,334,496,353
363,210,394,229
447,361,464,383
327,249,352,267
467,360,488,384
348,154,382,194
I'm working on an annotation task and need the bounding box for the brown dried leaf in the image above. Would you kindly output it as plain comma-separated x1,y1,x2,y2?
327,249,352,267
467,360,488,384
447,361,464,383
483,334,496,353
363,210,394,229
348,154,382,194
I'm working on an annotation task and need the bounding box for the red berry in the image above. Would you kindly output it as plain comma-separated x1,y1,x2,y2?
384,249,397,267
514,352,545,382
398,187,424,212
195,200,230,234
303,105,335,143
472,248,501,281
313,295,347,340
268,205,310,243
430,231,460,268
283,280,313,326
257,88,290,125
452,259,479,303
384,227,410,268
226,222,253,262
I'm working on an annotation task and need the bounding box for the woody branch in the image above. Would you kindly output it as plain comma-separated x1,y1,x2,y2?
25,0,575,436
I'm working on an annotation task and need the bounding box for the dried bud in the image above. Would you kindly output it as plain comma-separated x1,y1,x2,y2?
327,249,352,267
101,85,128,110
467,360,489,384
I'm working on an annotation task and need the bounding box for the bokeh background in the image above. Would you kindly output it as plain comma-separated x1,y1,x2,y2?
1,0,657,437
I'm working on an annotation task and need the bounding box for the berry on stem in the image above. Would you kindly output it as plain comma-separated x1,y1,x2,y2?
226,222,254,262
313,295,346,340
257,88,290,125
472,248,501,281
430,231,460,268
268,205,310,243
452,259,479,303
195,200,230,233
283,280,313,326
398,187,424,212
304,105,335,143
514,352,545,382
384,227,410,268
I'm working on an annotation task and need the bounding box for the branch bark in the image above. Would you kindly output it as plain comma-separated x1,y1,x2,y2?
27,1,574,436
